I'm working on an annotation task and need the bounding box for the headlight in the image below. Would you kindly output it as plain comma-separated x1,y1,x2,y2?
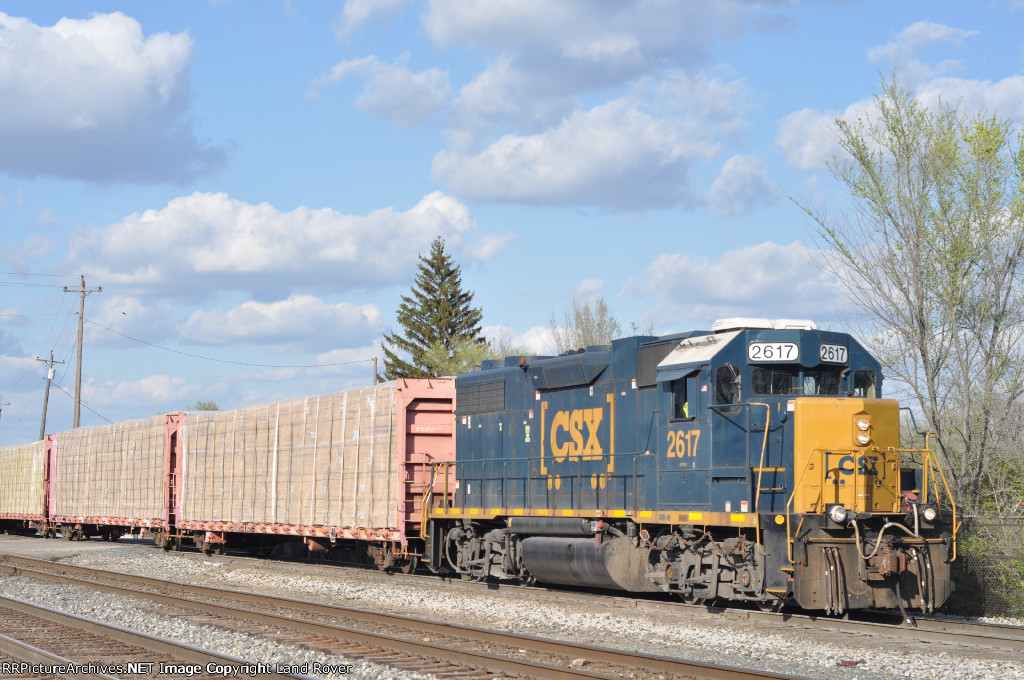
827,504,848,524
855,417,870,431
856,431,871,446
921,504,938,522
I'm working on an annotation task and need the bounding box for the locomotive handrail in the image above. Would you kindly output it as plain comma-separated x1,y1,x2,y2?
784,452,820,564
898,437,960,561
749,402,771,556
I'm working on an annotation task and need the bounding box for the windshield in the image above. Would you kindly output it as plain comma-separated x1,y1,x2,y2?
751,367,843,396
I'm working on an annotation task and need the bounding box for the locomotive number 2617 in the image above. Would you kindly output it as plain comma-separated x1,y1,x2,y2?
667,429,700,458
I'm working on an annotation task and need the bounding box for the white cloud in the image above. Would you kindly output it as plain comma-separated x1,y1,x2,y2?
624,241,845,326
63,190,507,301
428,0,774,135
573,278,605,300
83,374,191,410
915,75,1024,119
867,21,977,64
85,295,174,347
336,0,410,39
706,155,777,218
776,97,874,171
315,54,450,127
0,12,228,182
483,324,556,356
178,295,383,351
779,71,1024,174
432,98,718,210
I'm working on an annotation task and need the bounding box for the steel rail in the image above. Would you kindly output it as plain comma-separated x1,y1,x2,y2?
0,633,117,680
0,555,799,680
0,595,316,679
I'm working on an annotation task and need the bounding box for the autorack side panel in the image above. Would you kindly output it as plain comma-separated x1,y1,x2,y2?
0,440,47,520
52,415,168,527
178,379,455,543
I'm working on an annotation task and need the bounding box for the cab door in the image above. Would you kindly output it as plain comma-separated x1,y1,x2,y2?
657,365,710,509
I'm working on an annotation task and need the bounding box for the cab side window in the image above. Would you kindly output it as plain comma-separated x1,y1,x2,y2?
715,363,742,414
671,372,698,419
853,369,877,398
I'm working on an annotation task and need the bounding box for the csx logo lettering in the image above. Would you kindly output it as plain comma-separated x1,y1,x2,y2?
826,455,880,481
550,408,603,462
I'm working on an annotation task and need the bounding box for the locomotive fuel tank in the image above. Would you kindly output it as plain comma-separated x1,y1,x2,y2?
519,536,658,592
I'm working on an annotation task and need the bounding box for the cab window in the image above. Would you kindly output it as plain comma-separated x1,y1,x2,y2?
671,372,698,419
853,369,877,398
802,370,841,396
715,363,742,414
751,367,792,396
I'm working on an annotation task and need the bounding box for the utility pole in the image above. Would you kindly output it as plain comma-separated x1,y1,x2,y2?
372,356,378,384
36,351,65,440
63,275,101,428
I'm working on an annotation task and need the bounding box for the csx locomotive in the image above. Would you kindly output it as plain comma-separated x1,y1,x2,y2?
425,318,957,613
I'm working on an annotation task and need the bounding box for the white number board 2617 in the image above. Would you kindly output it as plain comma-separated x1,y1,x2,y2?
747,342,799,362
819,343,848,364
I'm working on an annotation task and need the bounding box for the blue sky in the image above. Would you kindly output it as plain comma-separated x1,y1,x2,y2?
1,1,1022,444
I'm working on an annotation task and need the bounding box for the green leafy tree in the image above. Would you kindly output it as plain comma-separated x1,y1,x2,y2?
795,75,1024,515
191,400,219,411
382,237,484,379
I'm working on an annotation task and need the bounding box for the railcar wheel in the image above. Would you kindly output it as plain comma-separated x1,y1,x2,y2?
679,595,707,606
757,599,785,613
395,555,418,574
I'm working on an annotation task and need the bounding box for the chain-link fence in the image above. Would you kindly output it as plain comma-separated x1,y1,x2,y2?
944,517,1024,618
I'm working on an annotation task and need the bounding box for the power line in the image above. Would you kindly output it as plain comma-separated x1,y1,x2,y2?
52,383,112,424
87,320,375,368
0,271,78,277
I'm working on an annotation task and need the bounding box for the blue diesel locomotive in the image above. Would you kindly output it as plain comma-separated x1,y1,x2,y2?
425,318,957,613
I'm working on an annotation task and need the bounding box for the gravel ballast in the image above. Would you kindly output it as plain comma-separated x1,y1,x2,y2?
0,536,1021,680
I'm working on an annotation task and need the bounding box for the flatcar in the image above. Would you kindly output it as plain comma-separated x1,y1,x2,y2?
424,318,957,614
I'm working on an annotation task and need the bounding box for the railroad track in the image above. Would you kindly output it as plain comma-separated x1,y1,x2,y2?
162,546,1024,654
0,554,798,680
0,592,314,679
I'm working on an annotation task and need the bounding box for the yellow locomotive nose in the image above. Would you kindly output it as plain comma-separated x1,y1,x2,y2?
792,397,902,516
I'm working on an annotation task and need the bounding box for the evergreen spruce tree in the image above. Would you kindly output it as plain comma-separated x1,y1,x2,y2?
381,237,484,379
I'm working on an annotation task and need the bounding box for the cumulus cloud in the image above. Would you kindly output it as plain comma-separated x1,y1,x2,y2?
314,54,450,127
778,70,1024,174
432,98,719,210
0,12,228,183
335,0,410,39
439,2,764,136
777,97,874,171
706,155,777,218
85,295,174,347
82,374,191,410
62,190,507,301
624,241,845,325
867,21,977,64
483,324,556,356
178,295,383,351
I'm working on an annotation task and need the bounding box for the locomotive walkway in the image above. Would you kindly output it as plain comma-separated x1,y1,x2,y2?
0,554,798,680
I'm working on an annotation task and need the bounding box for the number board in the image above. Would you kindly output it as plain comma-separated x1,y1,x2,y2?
819,343,848,364
747,342,799,362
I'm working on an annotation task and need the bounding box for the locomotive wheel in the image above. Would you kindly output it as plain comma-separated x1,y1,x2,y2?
679,595,707,606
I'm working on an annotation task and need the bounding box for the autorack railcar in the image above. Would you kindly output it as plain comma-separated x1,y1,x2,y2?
425,318,957,614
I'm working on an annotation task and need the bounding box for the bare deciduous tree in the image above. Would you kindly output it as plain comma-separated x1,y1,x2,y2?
549,296,622,355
